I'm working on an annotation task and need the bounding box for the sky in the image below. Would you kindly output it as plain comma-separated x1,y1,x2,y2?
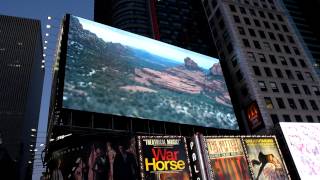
77,16,219,69
0,0,93,179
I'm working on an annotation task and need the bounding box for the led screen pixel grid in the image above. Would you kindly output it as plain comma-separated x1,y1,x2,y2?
62,15,239,130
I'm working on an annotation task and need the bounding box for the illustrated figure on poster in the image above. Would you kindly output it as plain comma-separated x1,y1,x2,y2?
73,157,87,180
52,159,63,180
88,145,97,180
113,142,138,180
252,152,286,180
106,142,116,180
92,146,110,180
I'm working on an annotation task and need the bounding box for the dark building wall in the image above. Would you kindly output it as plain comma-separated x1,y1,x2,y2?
0,15,44,179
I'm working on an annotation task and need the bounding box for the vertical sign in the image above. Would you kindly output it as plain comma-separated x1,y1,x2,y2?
243,137,290,180
246,101,264,131
204,137,251,180
137,136,192,180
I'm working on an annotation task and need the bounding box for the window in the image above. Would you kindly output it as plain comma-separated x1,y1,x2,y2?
263,42,272,51
285,70,294,79
305,72,314,81
281,83,290,93
292,84,300,94
272,23,280,31
310,100,319,110
231,55,238,67
287,35,295,44
276,14,283,22
259,30,266,39
254,19,261,27
236,70,243,81
229,4,237,12
289,58,297,66
302,85,311,95
283,115,291,122
270,82,279,92
244,17,251,25
275,68,283,78
276,98,285,109
258,53,266,63
312,86,320,95
268,13,275,20
269,55,277,64
233,15,241,23
299,59,306,67
274,44,282,53
265,97,274,109
243,39,251,47
282,24,289,32
238,27,246,35
299,99,308,110
253,40,261,49
248,28,256,37
239,7,247,14
263,21,270,29
295,71,304,80
247,52,256,61
271,114,279,124
253,66,261,76
288,98,297,109
283,45,291,54
293,47,300,55
268,32,276,40
264,67,273,77
306,115,313,122
278,56,287,65
259,11,266,18
259,81,267,91
250,9,256,16
295,115,303,122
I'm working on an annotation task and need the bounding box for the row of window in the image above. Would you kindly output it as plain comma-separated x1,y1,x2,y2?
258,81,319,95
247,52,306,68
229,3,281,22
264,97,320,111
270,114,320,123
252,65,314,81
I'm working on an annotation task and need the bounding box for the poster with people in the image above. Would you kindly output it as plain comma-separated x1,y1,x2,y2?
137,136,191,180
48,135,138,180
242,137,289,180
204,137,251,180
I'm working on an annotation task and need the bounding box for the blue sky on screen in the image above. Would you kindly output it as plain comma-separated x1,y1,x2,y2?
75,16,219,70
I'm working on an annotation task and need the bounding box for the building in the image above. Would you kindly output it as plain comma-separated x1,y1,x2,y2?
94,0,216,57
202,0,320,133
280,0,320,77
0,15,44,179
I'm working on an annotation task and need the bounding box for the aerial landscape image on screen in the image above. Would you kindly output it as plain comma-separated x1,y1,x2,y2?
62,15,239,130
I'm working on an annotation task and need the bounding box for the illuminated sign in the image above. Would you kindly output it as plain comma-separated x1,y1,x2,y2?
246,101,264,131
62,15,239,130
280,122,320,179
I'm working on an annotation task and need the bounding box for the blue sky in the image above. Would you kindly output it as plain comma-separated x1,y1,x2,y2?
77,16,219,70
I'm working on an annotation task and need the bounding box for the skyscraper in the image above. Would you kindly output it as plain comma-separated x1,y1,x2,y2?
0,15,44,179
94,0,216,56
202,0,320,133
281,0,320,77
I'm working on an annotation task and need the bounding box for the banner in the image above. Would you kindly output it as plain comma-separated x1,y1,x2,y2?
204,137,250,180
243,137,289,180
137,136,191,180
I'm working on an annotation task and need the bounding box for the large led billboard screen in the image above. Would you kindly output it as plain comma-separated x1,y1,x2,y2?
280,122,320,179
62,15,238,130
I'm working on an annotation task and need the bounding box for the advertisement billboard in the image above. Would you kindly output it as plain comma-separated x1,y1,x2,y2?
243,137,289,180
62,15,238,130
246,101,264,132
280,122,320,179
48,136,138,180
137,136,191,180
204,137,251,180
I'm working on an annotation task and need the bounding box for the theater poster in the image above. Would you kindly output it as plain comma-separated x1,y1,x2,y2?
137,136,191,180
204,137,251,180
243,137,290,180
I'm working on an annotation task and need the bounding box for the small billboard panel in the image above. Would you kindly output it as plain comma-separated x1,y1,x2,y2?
280,122,320,180
243,137,289,180
137,136,191,180
62,15,238,130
